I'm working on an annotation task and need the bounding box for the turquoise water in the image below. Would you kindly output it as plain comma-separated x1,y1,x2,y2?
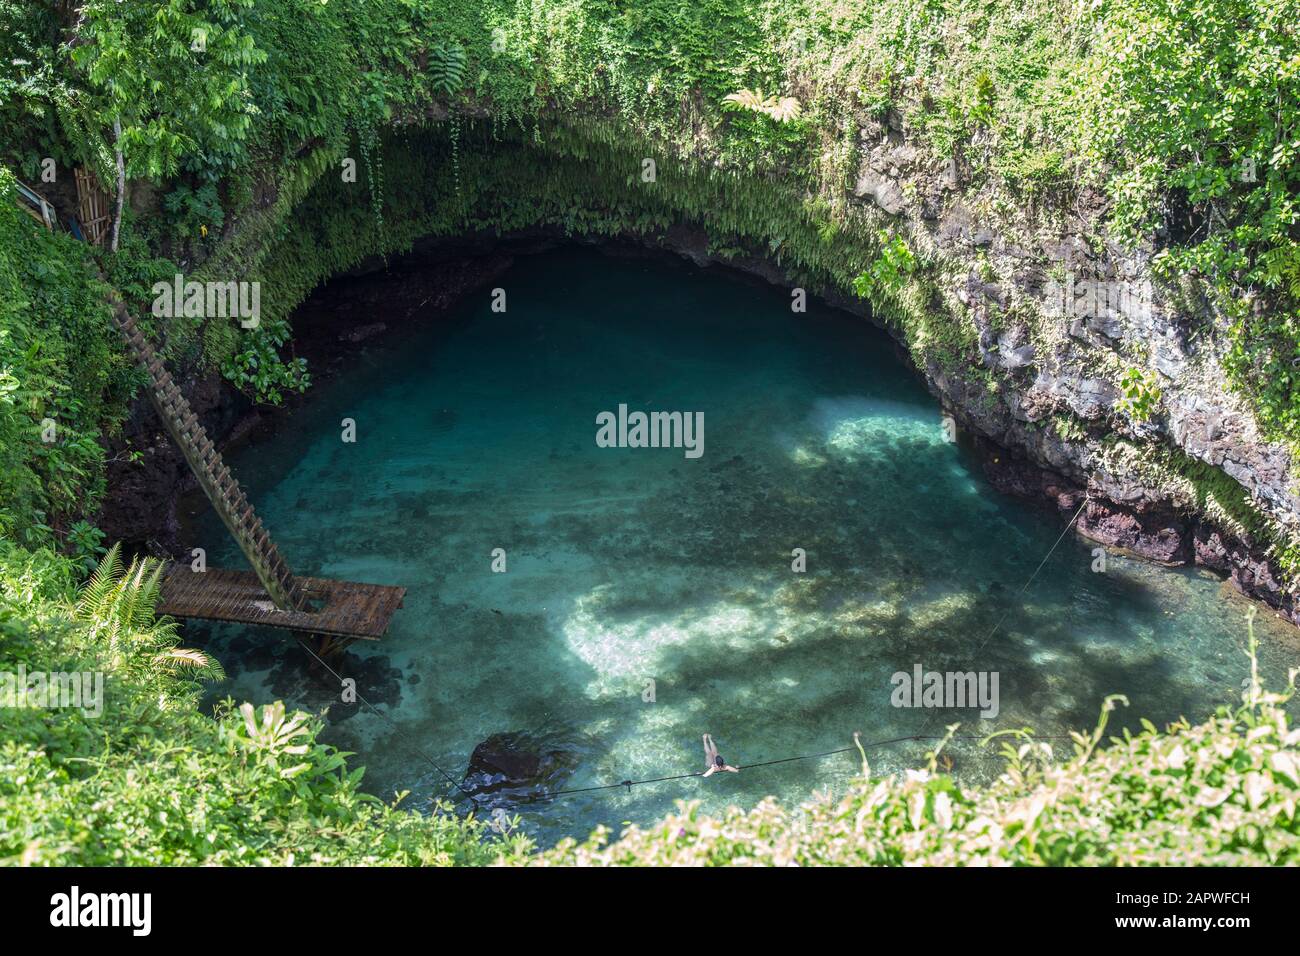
193,247,1300,846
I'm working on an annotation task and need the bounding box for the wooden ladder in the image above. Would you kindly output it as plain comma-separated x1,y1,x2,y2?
107,294,307,613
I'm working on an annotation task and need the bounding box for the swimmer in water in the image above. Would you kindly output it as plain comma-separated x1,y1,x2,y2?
701,733,740,777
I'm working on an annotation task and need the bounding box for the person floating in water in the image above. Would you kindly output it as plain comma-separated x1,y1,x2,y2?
702,734,740,777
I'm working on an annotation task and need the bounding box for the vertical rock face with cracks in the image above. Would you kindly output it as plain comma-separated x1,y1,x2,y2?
99,365,240,555
842,109,1300,625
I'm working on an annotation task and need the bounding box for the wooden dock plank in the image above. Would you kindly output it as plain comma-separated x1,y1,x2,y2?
157,565,405,640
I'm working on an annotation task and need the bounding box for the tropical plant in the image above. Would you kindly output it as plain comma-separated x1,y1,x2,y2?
1116,366,1162,424
163,181,225,243
972,71,995,125
73,544,225,689
0,170,125,550
64,0,267,245
1079,0,1300,446
853,231,917,303
721,89,802,122
2,0,1300,870
429,40,467,98
219,319,311,405
66,519,106,573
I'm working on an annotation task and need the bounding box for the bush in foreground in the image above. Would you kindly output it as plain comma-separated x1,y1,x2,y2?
0,542,530,865
539,660,1300,866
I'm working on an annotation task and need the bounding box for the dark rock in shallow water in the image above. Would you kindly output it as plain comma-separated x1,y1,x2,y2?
338,321,386,343
1078,500,1192,565
471,741,541,781
243,649,406,726
462,729,586,805
242,642,280,673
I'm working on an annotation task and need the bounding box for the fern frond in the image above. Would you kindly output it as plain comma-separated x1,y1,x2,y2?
132,559,167,630
722,89,766,112
767,96,802,122
115,558,148,636
156,647,226,683
721,89,801,122
76,542,124,621
430,40,466,97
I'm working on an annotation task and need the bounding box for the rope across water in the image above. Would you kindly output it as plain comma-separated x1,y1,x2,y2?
292,494,1091,808
527,733,1076,801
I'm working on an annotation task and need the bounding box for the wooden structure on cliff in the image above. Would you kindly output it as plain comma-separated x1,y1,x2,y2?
108,293,405,647
74,167,110,247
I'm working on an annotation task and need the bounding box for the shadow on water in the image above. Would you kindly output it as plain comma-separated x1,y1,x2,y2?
192,246,1300,846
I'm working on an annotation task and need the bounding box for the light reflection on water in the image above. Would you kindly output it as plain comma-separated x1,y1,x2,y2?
192,248,1300,847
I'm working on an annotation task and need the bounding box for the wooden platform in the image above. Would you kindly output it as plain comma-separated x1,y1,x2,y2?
157,565,406,640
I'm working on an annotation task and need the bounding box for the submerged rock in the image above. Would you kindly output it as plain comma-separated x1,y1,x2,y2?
470,738,541,781
463,729,586,805
338,321,386,343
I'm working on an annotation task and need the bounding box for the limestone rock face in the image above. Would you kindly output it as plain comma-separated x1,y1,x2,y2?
845,111,1300,625
855,168,906,216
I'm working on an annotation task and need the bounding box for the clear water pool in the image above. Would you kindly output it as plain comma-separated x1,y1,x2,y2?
191,247,1300,846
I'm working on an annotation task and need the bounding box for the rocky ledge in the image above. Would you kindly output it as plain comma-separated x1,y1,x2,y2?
650,128,1300,629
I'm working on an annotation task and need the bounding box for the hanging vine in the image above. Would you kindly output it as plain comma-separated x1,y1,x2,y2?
449,111,461,194
430,39,467,193
353,116,386,242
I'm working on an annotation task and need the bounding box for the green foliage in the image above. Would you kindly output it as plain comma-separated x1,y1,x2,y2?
69,0,267,181
74,543,225,694
716,85,811,162
430,40,467,98
0,2,69,173
1052,415,1088,443
2,0,1300,867
852,231,917,303
220,319,310,406
0,541,532,866
163,182,225,244
722,89,803,122
972,71,995,125
5,0,1088,400
65,520,106,574
1079,0,1300,445
1115,366,1162,423
0,170,128,550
